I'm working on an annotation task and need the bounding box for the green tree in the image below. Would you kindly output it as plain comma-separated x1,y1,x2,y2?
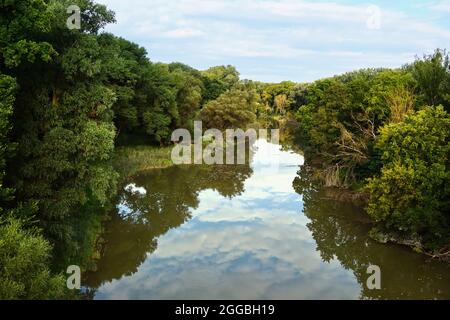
366,106,450,248
1,0,118,250
140,63,178,144
170,64,204,130
0,74,16,204
410,49,450,111
0,0,57,68
295,69,417,186
0,217,67,300
0,73,67,300
261,81,296,114
201,65,239,102
100,34,147,135
201,87,258,130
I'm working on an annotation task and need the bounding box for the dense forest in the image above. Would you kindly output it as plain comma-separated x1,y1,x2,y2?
294,56,450,254
0,0,449,299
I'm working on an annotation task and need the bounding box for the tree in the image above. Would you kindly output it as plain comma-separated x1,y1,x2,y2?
410,49,450,111
366,106,450,248
274,94,288,115
295,69,418,186
0,74,16,204
289,84,309,109
0,217,67,300
140,63,178,144
201,65,239,102
0,0,57,68
260,81,296,114
0,73,67,300
170,64,204,130
200,87,258,131
1,0,118,249
100,34,147,134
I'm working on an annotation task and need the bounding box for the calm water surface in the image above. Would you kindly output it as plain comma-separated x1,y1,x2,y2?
85,140,450,299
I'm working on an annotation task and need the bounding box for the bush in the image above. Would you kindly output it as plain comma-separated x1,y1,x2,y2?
366,106,450,248
201,87,258,130
0,217,68,300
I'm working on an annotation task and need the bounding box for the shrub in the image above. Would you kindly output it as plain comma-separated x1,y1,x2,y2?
0,217,68,300
366,106,450,248
201,88,258,130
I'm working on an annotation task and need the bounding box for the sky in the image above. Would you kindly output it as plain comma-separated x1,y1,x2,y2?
97,0,450,83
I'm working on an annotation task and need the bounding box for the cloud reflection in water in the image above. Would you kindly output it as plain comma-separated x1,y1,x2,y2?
91,140,360,299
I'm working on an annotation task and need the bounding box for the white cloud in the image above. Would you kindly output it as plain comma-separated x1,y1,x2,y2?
94,212,359,299
428,0,450,13
163,28,206,38
97,0,450,84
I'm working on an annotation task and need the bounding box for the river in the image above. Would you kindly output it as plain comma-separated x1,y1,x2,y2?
85,139,450,299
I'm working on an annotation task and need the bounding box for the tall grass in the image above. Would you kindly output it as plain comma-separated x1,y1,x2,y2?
113,145,174,180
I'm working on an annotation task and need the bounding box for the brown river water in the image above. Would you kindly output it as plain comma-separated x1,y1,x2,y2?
85,140,450,299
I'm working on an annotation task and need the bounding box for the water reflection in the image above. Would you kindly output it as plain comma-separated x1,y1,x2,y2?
86,164,253,288
294,166,450,300
85,140,450,299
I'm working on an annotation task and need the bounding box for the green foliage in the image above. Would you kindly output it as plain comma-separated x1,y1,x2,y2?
110,60,241,144
410,49,450,111
201,86,258,130
171,64,204,130
0,0,119,260
0,74,16,203
260,81,297,115
0,217,68,300
0,68,69,301
293,56,450,248
140,63,178,143
113,145,174,180
103,40,207,144
0,0,449,298
0,0,57,67
201,65,240,102
366,106,450,248
46,0,115,34
295,69,417,186
366,69,416,120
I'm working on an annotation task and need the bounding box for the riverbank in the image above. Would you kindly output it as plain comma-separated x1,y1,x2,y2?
295,160,450,263
323,187,449,262
77,145,175,275
96,138,448,280
85,138,450,299
113,145,175,180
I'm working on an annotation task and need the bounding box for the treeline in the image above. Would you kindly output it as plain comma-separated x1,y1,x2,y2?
0,0,286,299
0,0,246,299
1,0,449,300
293,50,450,254
1,0,117,299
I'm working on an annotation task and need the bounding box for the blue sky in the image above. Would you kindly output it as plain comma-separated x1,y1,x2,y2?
97,0,450,83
